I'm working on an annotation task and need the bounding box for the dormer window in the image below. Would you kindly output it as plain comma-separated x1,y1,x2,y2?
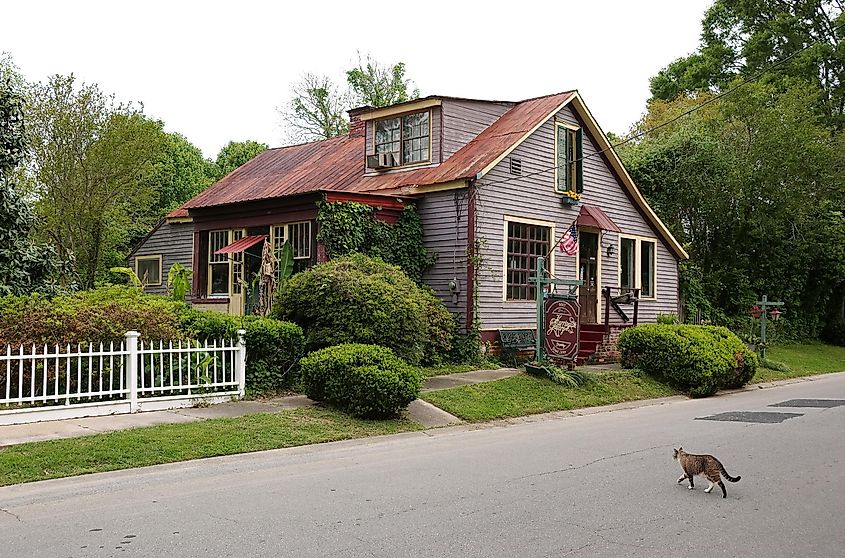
374,111,430,166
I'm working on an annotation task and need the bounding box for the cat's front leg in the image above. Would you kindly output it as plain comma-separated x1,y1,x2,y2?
677,474,687,484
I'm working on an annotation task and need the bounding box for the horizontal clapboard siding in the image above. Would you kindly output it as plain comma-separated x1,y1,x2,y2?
129,221,194,297
474,104,679,330
418,190,469,323
441,99,511,160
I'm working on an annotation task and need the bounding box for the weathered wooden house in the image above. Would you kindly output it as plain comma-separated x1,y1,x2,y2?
130,91,687,361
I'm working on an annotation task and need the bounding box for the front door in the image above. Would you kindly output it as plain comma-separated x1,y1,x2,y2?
578,230,599,324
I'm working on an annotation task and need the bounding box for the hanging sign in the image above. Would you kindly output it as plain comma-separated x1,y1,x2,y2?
543,299,580,360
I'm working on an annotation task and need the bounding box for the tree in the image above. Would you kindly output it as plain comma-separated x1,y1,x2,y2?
346,54,419,108
142,131,216,218
211,139,269,180
279,73,349,142
649,0,845,128
0,66,60,295
623,81,845,340
27,74,164,289
279,55,420,143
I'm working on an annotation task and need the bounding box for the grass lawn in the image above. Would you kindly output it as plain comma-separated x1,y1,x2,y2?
0,407,421,487
752,343,845,383
420,370,677,422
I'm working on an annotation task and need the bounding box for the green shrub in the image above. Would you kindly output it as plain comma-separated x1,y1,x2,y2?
179,309,305,393
618,324,758,397
656,313,679,325
300,344,422,418
0,286,186,346
273,254,454,365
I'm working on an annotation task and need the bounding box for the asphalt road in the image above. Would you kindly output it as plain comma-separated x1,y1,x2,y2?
1,374,843,558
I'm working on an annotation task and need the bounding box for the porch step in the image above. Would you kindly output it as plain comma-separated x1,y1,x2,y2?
579,323,606,333
579,330,604,343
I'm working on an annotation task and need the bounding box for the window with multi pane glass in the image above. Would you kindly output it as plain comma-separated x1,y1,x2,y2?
506,221,551,301
375,117,401,156
374,111,430,165
208,230,230,296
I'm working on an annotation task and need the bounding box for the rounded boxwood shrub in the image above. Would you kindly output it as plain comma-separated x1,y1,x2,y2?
273,254,454,366
299,343,422,418
618,324,758,397
178,309,305,393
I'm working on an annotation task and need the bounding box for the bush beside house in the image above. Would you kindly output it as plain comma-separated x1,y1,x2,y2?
299,344,422,418
0,286,304,394
618,324,757,397
273,254,454,366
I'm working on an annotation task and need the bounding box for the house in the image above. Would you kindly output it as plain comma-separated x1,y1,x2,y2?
129,91,688,361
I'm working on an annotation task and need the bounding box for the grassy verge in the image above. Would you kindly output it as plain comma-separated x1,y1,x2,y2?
419,359,504,377
0,407,421,486
420,370,676,422
752,343,845,383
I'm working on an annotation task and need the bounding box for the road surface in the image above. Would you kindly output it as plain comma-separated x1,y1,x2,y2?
1,373,843,557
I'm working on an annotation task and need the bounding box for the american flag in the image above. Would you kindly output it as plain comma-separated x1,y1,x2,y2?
559,225,578,255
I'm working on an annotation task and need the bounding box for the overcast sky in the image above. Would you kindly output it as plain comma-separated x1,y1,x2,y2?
2,0,713,158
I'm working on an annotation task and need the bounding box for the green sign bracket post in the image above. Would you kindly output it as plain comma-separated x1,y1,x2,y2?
752,294,784,359
528,256,583,361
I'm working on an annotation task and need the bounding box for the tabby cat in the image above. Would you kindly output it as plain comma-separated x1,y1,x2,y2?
673,447,741,498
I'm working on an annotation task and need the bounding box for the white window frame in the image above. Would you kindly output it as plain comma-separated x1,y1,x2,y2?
617,234,658,300
501,216,556,302
135,255,162,287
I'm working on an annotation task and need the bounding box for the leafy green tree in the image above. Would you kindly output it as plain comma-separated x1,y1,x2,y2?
144,131,215,218
650,0,845,128
26,74,164,288
623,81,844,341
0,68,60,295
346,54,419,108
211,139,268,180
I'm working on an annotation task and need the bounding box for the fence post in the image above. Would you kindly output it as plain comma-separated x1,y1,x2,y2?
236,329,247,398
126,331,140,413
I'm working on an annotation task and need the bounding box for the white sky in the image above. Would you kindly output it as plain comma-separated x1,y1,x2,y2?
2,0,712,158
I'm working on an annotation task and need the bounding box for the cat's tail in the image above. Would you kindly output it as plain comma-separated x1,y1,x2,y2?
719,463,741,482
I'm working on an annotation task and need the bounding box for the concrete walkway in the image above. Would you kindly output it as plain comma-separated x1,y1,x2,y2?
0,369,523,447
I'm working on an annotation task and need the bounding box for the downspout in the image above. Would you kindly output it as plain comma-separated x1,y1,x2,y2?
465,178,477,332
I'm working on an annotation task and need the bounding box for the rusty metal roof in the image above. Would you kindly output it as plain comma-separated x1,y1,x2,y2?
182,91,576,210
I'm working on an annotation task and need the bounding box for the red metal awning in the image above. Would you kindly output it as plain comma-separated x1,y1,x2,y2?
213,235,267,255
576,205,621,233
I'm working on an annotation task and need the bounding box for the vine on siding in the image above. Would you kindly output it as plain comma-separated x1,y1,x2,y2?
316,200,435,283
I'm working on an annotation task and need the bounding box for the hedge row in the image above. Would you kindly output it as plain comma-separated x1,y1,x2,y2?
0,286,305,394
618,324,758,397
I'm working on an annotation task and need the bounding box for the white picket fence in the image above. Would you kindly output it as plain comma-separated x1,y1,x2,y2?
0,330,246,425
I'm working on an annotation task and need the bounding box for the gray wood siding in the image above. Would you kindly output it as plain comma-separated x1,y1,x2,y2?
418,189,469,323
440,99,511,160
129,220,194,296
364,107,441,170
474,104,679,331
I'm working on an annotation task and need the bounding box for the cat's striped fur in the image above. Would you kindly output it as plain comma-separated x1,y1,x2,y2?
673,447,741,498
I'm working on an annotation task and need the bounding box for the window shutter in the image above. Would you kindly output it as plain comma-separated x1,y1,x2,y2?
575,128,584,194
557,126,568,192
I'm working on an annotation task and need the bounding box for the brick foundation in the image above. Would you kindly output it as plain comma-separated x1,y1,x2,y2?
585,325,626,365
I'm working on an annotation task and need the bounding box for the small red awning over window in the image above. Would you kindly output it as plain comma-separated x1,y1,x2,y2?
576,205,621,233
213,235,267,255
